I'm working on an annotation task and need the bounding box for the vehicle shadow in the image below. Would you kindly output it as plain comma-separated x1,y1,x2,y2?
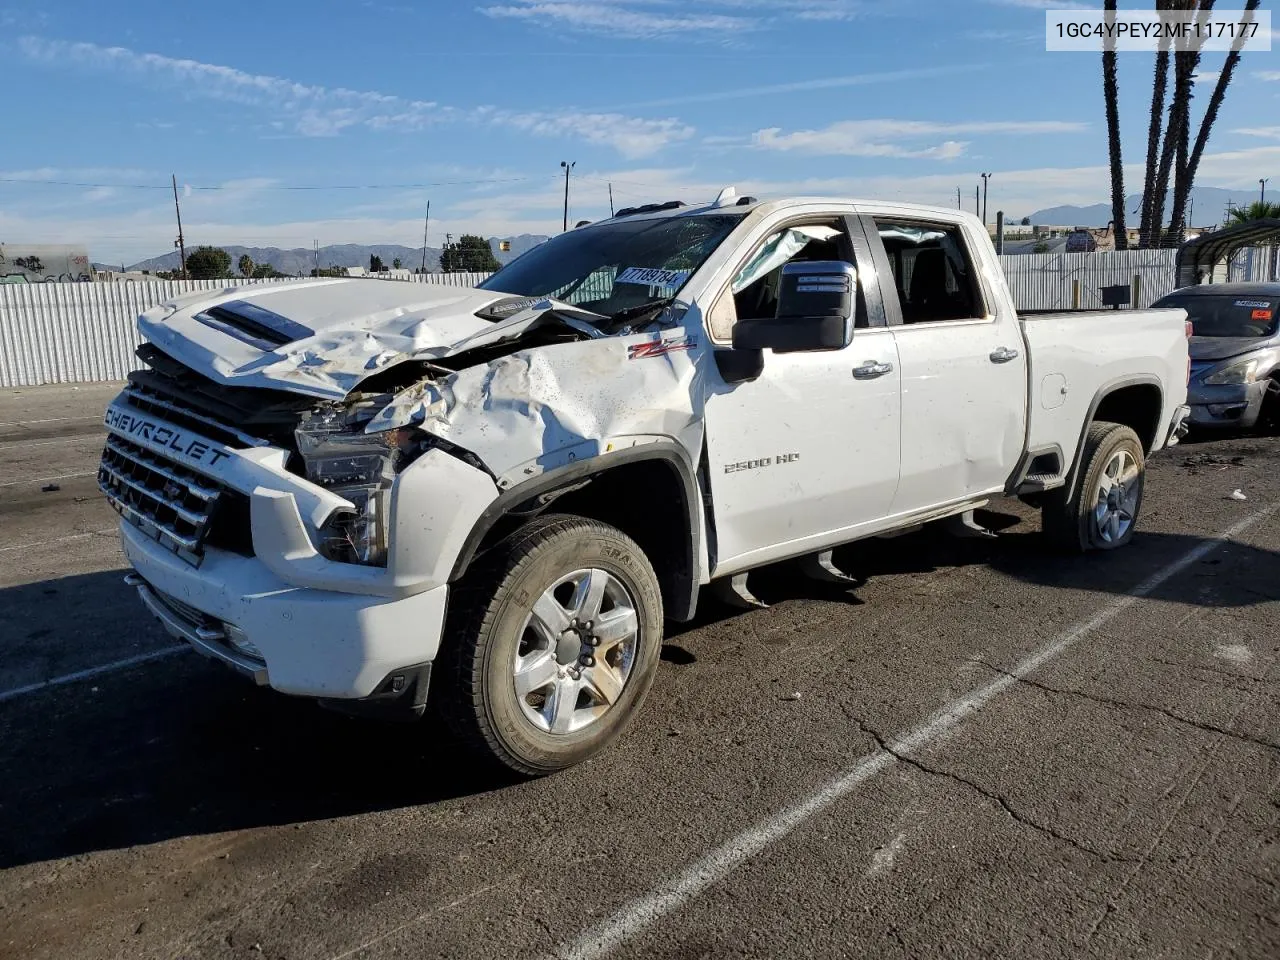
2,513,1276,871
0,570,517,871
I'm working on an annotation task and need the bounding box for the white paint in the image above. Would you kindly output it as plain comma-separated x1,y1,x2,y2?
551,504,1278,960
0,434,104,450
0,470,95,487
866,832,906,877
0,416,100,426
0,527,116,554
1213,643,1254,664
0,646,187,704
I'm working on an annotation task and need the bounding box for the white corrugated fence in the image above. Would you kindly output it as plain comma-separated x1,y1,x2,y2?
0,274,493,387
1,253,1275,387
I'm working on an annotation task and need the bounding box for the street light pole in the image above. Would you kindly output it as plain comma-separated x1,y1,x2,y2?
980,172,993,227
1262,178,1270,205
561,161,576,232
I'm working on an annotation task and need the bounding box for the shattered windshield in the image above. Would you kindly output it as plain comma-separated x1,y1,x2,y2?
479,213,745,320
1156,295,1279,338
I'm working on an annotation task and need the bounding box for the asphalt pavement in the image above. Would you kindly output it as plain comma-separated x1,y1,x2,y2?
0,382,1276,960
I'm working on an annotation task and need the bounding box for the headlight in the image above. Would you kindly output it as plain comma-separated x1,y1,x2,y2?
295,414,411,567
1202,358,1259,385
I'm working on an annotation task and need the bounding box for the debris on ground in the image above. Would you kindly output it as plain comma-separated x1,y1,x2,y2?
1182,453,1246,471
1228,489,1248,501
781,692,803,702
40,483,60,493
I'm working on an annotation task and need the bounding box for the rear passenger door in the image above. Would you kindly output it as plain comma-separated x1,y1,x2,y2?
862,215,1027,516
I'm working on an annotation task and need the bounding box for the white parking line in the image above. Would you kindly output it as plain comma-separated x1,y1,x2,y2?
0,415,100,427
0,646,188,704
553,504,1280,960
0,528,117,554
0,471,95,487
0,434,103,449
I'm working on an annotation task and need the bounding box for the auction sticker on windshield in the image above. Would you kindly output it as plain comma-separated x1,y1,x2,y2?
616,267,690,287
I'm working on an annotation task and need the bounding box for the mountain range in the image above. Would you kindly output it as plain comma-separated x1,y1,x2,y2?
95,185,1269,273
1024,186,1263,228
98,235,549,276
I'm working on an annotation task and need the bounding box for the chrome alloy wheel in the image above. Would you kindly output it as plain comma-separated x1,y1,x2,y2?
1093,448,1141,544
513,568,640,735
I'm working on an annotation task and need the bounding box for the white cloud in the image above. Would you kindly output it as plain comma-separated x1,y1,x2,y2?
16,144,1280,264
479,2,758,39
1234,126,1280,139
749,118,1088,159
612,64,984,110
1257,70,1280,81
1194,71,1221,86
476,0,864,39
15,36,691,157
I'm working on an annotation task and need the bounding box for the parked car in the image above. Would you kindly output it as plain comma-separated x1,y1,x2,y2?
1153,282,1280,431
99,191,1191,774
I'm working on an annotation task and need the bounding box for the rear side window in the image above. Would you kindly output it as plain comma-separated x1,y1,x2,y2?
1154,295,1278,338
873,220,985,324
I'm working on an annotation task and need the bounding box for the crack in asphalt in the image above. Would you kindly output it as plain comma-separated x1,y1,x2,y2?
969,659,1280,755
844,708,1138,864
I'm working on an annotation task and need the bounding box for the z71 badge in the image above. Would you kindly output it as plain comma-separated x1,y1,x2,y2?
628,335,696,360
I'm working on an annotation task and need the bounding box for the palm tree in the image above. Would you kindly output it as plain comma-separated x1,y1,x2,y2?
1229,201,1280,224
1169,0,1264,238
1102,0,1128,249
1139,1,1175,246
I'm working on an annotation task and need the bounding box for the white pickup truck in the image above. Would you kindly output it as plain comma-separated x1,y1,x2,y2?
101,192,1191,773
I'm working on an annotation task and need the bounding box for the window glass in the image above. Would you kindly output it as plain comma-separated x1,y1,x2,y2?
480,213,744,321
1152,294,1278,338
874,220,984,323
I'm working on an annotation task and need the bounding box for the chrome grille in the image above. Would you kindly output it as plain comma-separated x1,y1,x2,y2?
98,436,223,565
122,381,267,449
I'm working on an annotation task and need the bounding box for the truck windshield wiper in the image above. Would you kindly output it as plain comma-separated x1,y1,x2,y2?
608,297,676,325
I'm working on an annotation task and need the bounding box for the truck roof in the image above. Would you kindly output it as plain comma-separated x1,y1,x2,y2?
595,194,976,227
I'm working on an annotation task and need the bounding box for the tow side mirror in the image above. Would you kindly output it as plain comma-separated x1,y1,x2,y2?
732,261,856,354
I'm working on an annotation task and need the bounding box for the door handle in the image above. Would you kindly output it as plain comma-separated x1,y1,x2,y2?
852,360,894,380
989,347,1020,364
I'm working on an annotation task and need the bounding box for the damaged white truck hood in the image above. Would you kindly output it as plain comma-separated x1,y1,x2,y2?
138,279,528,400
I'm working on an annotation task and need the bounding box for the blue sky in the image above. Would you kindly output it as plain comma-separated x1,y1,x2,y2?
1,0,1277,263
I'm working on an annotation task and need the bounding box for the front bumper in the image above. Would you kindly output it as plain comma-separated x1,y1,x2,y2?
1187,381,1269,429
120,520,449,701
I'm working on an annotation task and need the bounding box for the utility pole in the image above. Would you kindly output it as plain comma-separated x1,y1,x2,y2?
313,240,319,275
420,200,431,274
975,185,980,218
609,182,615,216
1262,178,1270,204
561,160,575,232
980,172,992,226
171,174,187,279
956,186,961,210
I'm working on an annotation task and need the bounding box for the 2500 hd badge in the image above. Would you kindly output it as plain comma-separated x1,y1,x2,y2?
724,453,801,474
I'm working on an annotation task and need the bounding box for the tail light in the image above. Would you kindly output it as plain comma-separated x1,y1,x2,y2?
1185,319,1193,384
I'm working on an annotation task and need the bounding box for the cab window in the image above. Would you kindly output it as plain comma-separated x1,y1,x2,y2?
708,221,864,341
874,220,985,324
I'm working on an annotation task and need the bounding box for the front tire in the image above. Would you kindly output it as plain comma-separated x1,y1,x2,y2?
439,514,663,776
1042,421,1145,553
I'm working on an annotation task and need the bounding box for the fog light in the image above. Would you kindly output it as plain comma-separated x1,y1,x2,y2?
225,625,263,661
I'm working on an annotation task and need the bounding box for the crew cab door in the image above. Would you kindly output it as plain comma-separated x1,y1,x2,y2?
860,213,1027,515
700,215,901,572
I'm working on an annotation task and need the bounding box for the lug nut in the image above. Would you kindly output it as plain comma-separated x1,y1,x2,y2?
582,656,595,667
588,636,600,647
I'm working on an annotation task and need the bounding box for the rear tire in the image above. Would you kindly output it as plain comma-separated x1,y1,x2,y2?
1042,421,1145,553
438,514,663,776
